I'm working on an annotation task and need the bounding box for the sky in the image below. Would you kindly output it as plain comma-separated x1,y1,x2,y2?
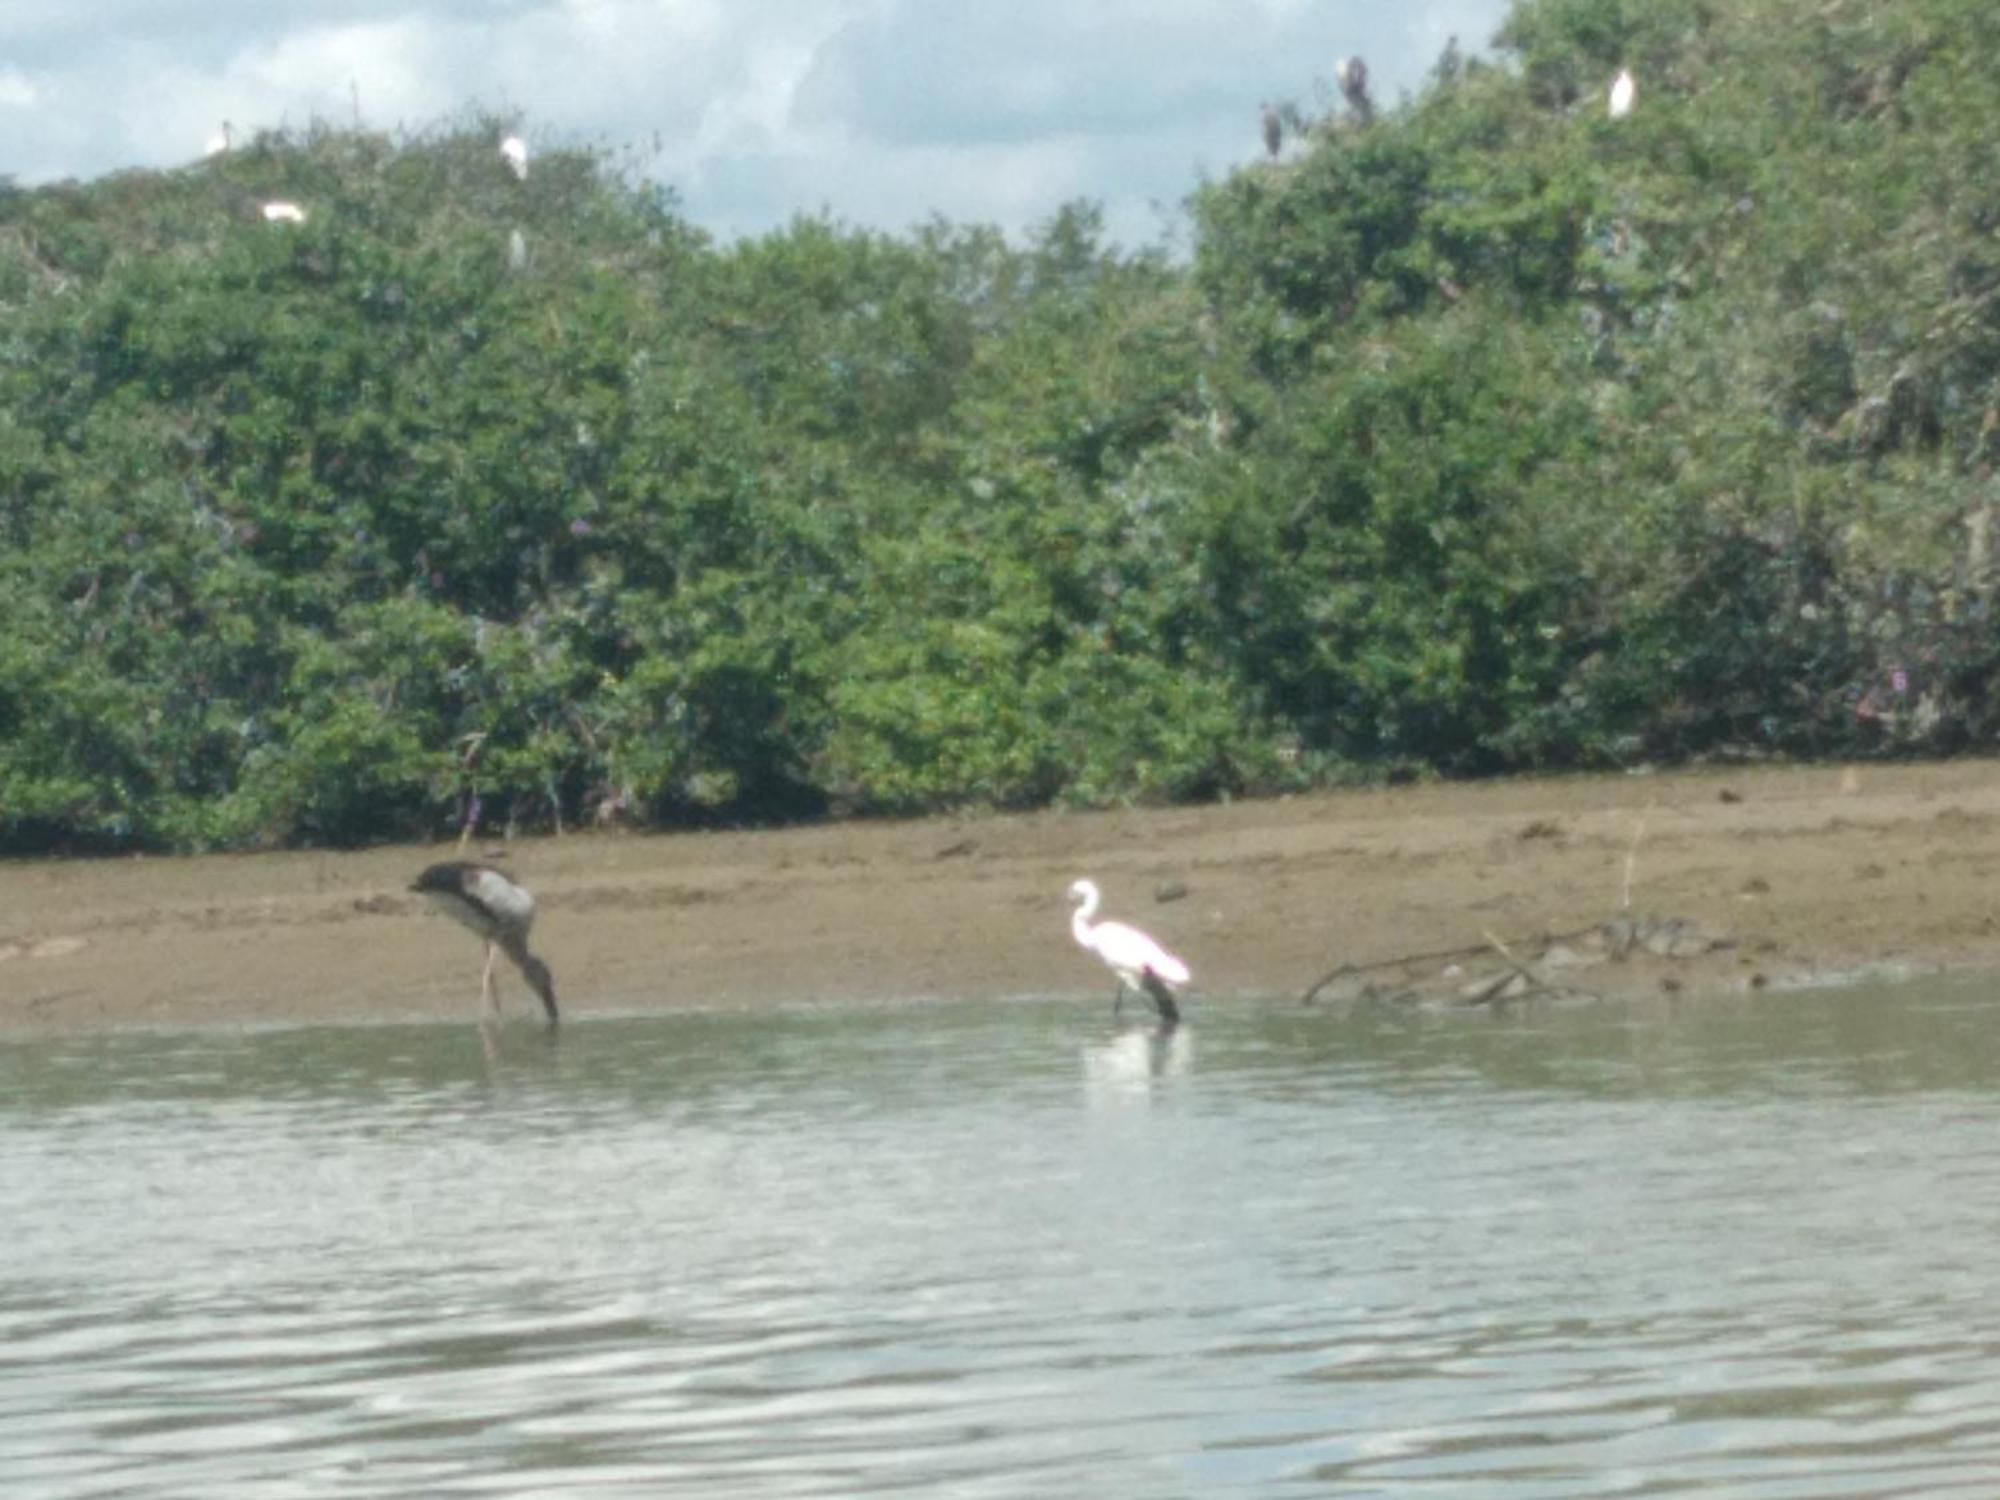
1,1,1516,248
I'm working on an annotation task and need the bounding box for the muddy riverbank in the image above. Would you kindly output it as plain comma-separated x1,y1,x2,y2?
5,760,2000,1031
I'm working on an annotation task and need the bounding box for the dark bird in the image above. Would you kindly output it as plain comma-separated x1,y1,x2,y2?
1336,55,1373,123
1260,101,1282,158
411,862,558,1025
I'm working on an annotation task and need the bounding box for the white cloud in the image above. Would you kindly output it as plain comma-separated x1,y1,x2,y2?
0,67,41,109
5,0,1515,243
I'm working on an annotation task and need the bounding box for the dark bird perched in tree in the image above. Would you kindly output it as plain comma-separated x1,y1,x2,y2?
1260,101,1282,158
1432,35,1464,87
411,862,558,1025
1336,55,1373,123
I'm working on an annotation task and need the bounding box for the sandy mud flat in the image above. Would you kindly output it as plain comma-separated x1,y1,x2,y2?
4,761,2000,1031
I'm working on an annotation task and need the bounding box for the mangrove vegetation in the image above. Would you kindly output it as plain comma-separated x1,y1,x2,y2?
2,0,1997,850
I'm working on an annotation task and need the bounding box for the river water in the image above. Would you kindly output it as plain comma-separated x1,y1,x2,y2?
7,978,2000,1497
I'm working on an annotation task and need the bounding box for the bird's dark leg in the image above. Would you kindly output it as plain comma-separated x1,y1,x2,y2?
1141,971,1181,1029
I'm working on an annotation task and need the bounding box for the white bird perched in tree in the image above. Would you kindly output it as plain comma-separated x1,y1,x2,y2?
260,200,306,224
1067,878,1190,1026
500,134,529,180
412,862,558,1025
204,121,232,157
1608,68,1636,119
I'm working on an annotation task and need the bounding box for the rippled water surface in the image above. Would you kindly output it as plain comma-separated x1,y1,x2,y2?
10,980,2000,1496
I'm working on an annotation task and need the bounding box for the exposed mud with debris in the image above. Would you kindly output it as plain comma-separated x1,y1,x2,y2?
5,761,2000,1031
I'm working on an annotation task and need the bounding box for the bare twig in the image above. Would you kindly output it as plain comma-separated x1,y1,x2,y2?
1621,803,1655,913
455,731,488,852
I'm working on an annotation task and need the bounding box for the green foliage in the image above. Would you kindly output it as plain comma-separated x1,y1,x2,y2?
5,3,2000,852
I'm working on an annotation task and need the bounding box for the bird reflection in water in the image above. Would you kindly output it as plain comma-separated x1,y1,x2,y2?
1082,1023,1193,1103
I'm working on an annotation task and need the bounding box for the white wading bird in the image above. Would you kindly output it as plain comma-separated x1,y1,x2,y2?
1608,68,1636,119
1067,878,1190,1026
412,862,558,1025
500,135,529,180
260,201,306,224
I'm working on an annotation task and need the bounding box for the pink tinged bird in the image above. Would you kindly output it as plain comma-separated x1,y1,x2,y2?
412,862,558,1025
1068,878,1190,1026
1608,68,1636,119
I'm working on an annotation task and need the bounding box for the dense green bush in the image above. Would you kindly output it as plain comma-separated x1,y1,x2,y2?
5,0,2000,851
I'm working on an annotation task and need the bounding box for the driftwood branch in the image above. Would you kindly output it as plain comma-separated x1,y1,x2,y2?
1296,798,1745,1009
1468,928,1604,1006
1300,923,1601,1006
1300,909,1732,1008
1478,928,1542,994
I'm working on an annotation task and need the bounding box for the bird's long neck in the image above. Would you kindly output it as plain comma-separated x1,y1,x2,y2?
499,934,558,1024
1070,888,1100,946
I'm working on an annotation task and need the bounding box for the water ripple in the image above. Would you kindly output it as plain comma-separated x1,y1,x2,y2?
9,984,2000,1495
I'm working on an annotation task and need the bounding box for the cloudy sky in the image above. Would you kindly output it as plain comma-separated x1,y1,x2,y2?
3,1,1514,247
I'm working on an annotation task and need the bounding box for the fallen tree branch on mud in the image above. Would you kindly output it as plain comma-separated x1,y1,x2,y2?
1299,924,1600,1006
1299,915,1732,1009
